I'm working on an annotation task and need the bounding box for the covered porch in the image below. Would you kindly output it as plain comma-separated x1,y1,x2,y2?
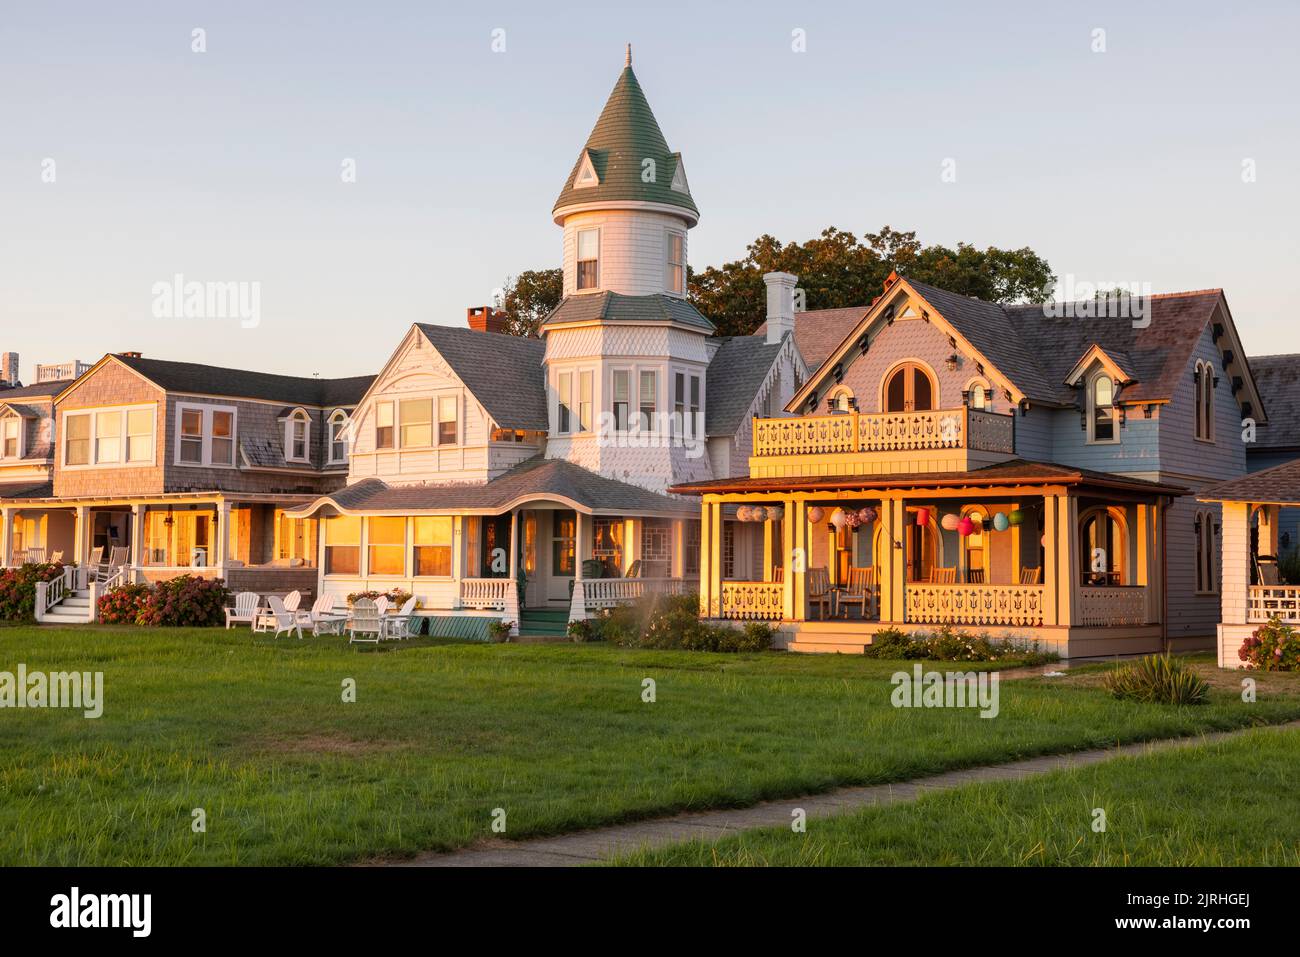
674,462,1181,659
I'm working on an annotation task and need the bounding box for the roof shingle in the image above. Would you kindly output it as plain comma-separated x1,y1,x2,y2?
414,325,548,431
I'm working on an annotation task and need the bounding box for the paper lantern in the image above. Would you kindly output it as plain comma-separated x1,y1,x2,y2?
968,514,983,531
829,508,848,530
858,507,877,524
941,513,960,531
766,505,784,522
957,517,975,536
845,511,861,529
915,507,930,527
807,506,824,524
1008,509,1025,527
993,512,1010,532
736,505,752,522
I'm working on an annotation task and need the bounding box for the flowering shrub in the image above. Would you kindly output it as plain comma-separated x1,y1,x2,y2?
487,620,513,643
136,575,229,627
346,589,413,608
601,593,773,653
1239,618,1300,671
96,583,153,624
0,562,66,621
864,623,1055,664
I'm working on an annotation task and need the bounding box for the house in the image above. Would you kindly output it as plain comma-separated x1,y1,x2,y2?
0,352,372,617
670,271,1265,658
288,52,804,636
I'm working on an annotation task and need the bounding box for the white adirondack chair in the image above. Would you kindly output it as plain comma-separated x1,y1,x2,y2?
373,595,391,617
302,593,347,635
266,596,303,639
348,598,382,645
383,596,419,640
49,550,65,564
283,590,303,615
225,591,262,629
25,547,46,564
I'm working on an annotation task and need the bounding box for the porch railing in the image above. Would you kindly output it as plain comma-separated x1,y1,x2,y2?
34,566,73,619
752,407,1015,458
905,583,1044,627
1248,585,1300,623
1079,586,1149,626
460,578,513,610
719,581,784,621
584,578,689,611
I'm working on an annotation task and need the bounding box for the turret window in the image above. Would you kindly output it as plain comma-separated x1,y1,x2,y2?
639,371,657,431
666,231,685,295
576,228,600,290
612,370,630,431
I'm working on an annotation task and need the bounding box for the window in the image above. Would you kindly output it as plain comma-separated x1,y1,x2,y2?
666,231,685,295
413,516,453,577
685,520,701,576
674,373,685,437
175,404,236,467
557,372,572,434
1195,361,1215,442
612,370,630,431
828,387,854,413
1080,508,1126,585
366,516,406,576
66,406,155,467
1089,374,1117,443
399,398,432,448
276,512,317,566
639,370,657,431
690,375,701,438
642,519,671,576
969,383,988,410
576,228,599,290
323,515,361,576
883,362,935,412
437,396,457,446
0,415,18,459
143,510,210,567
593,517,624,577
552,513,576,575
579,371,593,432
1196,511,1219,593
285,410,310,463
126,409,153,463
376,401,394,450
328,411,350,464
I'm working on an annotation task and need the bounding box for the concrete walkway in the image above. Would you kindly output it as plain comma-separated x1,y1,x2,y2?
396,719,1300,867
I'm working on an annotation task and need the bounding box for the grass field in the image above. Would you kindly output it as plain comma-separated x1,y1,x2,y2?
1,625,1296,865
612,725,1300,866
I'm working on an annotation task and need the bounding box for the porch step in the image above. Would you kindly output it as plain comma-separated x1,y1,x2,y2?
519,608,571,637
787,640,870,655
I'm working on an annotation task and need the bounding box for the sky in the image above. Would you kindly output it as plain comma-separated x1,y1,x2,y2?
2,0,1298,382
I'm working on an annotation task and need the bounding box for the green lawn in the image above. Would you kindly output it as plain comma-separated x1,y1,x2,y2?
613,725,1300,866
1,626,1297,865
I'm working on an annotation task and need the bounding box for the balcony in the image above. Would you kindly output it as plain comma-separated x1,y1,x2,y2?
749,407,1016,478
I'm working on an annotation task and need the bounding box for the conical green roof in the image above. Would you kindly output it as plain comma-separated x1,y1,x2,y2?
553,63,699,223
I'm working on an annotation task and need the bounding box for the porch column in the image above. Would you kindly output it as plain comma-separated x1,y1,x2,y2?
762,513,774,582
1054,494,1078,627
781,497,797,620
503,509,520,635
880,497,906,623
702,498,723,618
131,505,146,581
789,498,808,621
73,505,89,566
0,506,13,566
1219,501,1251,630
670,519,686,580
1042,495,1060,626
215,501,232,572
1136,502,1159,623
568,510,590,622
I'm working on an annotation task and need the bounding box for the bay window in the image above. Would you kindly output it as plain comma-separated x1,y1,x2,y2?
558,372,573,433
579,371,593,432
612,370,630,432
639,370,657,431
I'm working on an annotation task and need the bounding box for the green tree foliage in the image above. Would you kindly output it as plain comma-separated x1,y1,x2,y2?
497,268,563,337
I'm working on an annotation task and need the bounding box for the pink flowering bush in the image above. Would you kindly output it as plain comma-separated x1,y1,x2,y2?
1239,618,1300,671
96,583,153,624
0,562,66,621
97,575,229,627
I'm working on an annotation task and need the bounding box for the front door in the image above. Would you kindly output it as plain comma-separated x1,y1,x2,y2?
546,510,577,603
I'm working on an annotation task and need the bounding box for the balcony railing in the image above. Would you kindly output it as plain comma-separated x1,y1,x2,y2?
752,407,1015,458
1248,585,1300,623
1079,586,1150,626
583,577,689,611
905,583,1045,627
720,581,784,620
459,577,513,610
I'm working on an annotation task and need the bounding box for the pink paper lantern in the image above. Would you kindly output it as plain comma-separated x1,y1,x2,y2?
807,506,825,524
830,508,848,530
915,507,930,527
766,505,784,521
736,505,751,522
957,517,975,536
858,507,876,524
941,513,960,531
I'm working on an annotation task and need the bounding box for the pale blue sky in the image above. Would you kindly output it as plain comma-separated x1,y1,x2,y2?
2,1,1298,382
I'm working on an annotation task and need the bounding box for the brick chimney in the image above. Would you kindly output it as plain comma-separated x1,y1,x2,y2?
119,351,143,359
466,306,508,334
763,272,798,345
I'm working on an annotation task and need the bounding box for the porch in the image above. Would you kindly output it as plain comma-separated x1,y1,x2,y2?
674,462,1180,659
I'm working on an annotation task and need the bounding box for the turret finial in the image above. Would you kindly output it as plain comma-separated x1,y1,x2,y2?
625,43,632,67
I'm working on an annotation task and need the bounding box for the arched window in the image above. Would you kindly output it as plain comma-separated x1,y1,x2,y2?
1088,373,1117,443
883,362,937,413
284,408,311,463
1080,507,1127,585
1195,510,1219,593
827,386,854,413
966,381,989,411
327,409,350,465
1195,360,1215,441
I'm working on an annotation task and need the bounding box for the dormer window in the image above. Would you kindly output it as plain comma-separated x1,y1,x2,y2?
285,409,311,463
666,231,685,295
574,151,599,189
1088,373,1117,444
327,410,350,464
576,228,600,291
1,414,20,459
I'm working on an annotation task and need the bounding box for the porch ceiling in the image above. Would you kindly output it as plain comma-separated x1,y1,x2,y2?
669,459,1187,499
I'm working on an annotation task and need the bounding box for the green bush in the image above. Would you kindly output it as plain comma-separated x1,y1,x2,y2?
1238,617,1300,671
0,562,66,621
1103,654,1210,705
567,618,602,642
486,620,513,643
600,592,773,653
863,623,1055,664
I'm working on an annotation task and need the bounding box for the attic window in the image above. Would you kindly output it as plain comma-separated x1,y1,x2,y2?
670,157,689,194
575,152,599,189
1088,374,1117,444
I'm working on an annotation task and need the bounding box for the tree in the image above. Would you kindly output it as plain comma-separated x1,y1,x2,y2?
689,227,1056,337
497,268,563,337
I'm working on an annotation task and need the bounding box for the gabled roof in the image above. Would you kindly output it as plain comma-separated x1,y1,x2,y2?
541,292,714,334
1246,354,1300,450
756,306,871,371
92,354,374,408
414,325,548,431
1063,343,1139,387
552,60,699,224
705,337,784,437
0,402,42,419
1200,457,1300,504
0,379,72,400
291,455,697,518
